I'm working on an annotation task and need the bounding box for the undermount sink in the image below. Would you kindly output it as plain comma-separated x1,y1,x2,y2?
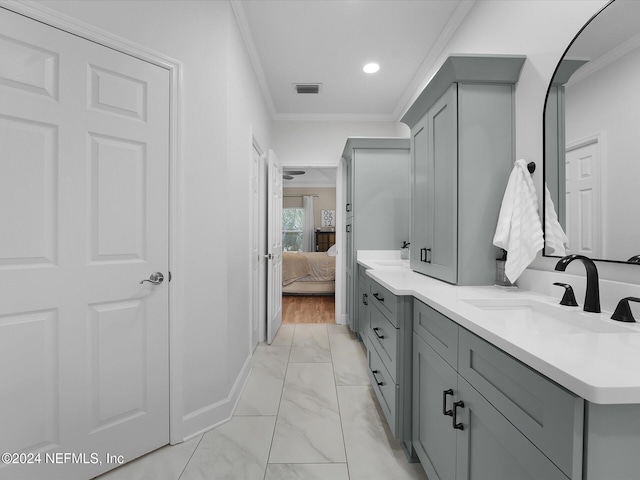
463,298,635,335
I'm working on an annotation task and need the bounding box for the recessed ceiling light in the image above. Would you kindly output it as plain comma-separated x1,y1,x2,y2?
363,63,380,74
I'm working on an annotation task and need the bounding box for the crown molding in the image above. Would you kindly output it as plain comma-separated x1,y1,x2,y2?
393,0,476,121
273,112,397,123
567,31,640,86
229,0,278,118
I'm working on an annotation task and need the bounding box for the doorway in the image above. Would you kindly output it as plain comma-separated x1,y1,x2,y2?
281,167,338,325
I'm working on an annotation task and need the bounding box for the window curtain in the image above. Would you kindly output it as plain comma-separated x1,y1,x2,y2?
302,195,315,252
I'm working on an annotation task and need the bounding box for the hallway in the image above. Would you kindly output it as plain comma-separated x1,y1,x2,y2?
282,295,335,324
96,324,426,479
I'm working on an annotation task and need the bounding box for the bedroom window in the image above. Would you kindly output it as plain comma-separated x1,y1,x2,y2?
282,208,304,251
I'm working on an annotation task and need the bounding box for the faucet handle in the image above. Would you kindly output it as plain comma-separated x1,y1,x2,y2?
611,297,640,323
552,282,578,307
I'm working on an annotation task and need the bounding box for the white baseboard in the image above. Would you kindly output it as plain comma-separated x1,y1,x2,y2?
180,354,252,442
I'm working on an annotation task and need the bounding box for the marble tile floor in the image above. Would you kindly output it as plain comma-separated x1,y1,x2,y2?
96,324,427,480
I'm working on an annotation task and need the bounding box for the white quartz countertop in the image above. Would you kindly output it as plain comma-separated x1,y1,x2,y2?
357,252,640,405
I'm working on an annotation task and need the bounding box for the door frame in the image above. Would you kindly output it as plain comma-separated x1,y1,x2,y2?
1,0,185,444
278,162,343,324
250,133,265,347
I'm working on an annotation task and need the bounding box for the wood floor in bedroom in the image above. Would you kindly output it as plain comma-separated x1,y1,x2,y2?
282,295,335,324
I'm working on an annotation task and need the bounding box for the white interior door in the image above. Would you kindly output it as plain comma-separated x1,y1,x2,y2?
266,150,283,345
565,140,601,257
251,143,261,351
0,9,169,479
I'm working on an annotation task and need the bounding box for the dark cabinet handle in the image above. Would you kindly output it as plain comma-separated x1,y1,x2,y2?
373,327,384,339
426,248,432,263
373,293,384,302
371,369,384,386
346,224,351,233
346,203,352,212
442,389,453,417
453,401,465,430
362,293,368,306
420,248,427,262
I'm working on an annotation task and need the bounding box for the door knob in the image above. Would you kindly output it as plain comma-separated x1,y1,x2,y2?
140,272,164,285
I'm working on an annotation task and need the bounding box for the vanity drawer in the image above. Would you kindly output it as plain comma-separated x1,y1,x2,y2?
368,304,398,382
369,281,398,326
366,335,398,436
458,329,584,479
358,264,368,280
413,299,459,369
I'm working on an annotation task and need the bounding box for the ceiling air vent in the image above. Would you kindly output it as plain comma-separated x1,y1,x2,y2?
294,83,321,94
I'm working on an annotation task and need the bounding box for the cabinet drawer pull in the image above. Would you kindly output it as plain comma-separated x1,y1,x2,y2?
371,369,384,386
362,293,368,305
426,248,432,263
420,248,427,262
373,293,384,302
346,203,352,212
346,224,352,233
442,389,453,417
373,327,384,339
453,401,465,430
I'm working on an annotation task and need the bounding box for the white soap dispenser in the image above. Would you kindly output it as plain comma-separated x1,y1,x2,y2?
401,241,410,260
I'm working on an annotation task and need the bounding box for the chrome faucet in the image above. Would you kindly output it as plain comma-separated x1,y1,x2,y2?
554,254,601,313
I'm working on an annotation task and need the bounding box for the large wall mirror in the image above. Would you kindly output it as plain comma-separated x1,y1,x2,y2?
544,0,640,263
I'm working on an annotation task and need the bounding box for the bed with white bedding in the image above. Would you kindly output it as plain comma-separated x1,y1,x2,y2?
282,250,336,294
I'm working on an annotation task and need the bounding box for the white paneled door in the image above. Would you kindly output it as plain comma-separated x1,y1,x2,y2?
266,150,283,345
0,8,170,480
565,140,601,258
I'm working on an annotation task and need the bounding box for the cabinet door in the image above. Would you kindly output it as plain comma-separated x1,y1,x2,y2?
455,377,568,480
345,157,353,216
410,116,429,274
426,84,458,283
345,221,354,329
357,275,369,339
353,148,410,251
413,334,457,480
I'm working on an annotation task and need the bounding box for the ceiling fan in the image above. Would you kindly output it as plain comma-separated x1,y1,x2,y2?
283,170,305,180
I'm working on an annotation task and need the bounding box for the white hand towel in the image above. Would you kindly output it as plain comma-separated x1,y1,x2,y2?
544,184,568,256
493,159,544,282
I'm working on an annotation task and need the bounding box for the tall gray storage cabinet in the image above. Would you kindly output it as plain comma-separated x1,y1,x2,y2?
342,138,410,333
401,55,526,285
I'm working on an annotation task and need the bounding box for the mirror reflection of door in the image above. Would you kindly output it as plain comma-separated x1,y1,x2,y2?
564,138,601,258
544,0,640,263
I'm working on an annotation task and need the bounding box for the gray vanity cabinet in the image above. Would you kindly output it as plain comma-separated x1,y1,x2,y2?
410,85,458,283
402,55,526,285
364,277,413,457
356,264,370,340
342,138,410,331
413,299,583,480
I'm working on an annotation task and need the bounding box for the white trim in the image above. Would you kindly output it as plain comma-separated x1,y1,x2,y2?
394,0,476,121
567,31,640,86
0,0,186,445
181,353,252,442
274,112,397,122
230,0,277,119
250,130,264,353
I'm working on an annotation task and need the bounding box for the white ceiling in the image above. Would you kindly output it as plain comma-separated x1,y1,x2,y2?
284,167,337,187
233,0,474,121
565,0,640,61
